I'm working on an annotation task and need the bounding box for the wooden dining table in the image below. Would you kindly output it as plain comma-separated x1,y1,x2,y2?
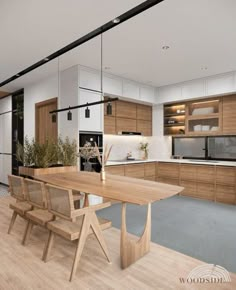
35,171,183,269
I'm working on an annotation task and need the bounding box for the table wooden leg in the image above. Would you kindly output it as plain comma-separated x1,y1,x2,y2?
83,193,89,207
120,202,151,269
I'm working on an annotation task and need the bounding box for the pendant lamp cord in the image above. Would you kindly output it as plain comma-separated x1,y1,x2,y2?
101,33,103,99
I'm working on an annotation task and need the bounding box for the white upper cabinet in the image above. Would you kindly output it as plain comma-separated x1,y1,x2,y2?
182,80,205,99
1,113,12,153
140,85,155,104
157,85,182,104
206,73,235,96
79,68,101,91
122,79,140,100
0,97,11,114
1,155,11,185
104,74,122,96
79,89,103,132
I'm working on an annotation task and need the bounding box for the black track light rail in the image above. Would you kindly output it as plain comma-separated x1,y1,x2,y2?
0,0,164,88
50,97,118,114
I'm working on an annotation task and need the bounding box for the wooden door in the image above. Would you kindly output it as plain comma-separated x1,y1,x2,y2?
35,98,57,144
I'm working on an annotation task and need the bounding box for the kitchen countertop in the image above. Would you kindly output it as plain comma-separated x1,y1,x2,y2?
106,159,236,167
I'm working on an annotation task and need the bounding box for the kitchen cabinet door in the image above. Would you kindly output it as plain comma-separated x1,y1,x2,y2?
215,185,236,205
180,164,197,181
116,101,137,119
140,86,155,104
116,118,136,134
105,165,125,176
79,90,103,132
222,95,236,134
0,112,12,153
157,162,179,179
137,120,152,136
137,104,152,121
104,116,116,135
0,154,11,185
144,162,156,177
216,166,235,186
79,68,100,91
104,74,123,96
124,164,145,179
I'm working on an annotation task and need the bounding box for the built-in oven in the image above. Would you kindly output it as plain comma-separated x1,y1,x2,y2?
79,131,103,172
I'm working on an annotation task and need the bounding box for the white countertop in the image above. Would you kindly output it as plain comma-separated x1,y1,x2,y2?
106,159,236,167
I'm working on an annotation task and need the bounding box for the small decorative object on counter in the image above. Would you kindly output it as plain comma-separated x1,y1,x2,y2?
78,141,97,171
139,142,149,160
95,143,113,181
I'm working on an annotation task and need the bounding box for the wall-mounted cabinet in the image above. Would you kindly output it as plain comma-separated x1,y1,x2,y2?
222,95,236,134
164,103,186,136
104,100,152,136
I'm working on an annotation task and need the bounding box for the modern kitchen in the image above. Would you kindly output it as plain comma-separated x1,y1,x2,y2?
0,0,236,289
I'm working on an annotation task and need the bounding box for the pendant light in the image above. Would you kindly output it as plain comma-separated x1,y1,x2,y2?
85,103,90,118
107,100,112,115
67,107,72,121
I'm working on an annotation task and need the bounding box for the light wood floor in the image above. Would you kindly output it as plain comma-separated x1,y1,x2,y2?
0,196,236,290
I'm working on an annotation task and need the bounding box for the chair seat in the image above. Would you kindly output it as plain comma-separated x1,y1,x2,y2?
26,209,54,226
47,217,112,241
9,201,32,216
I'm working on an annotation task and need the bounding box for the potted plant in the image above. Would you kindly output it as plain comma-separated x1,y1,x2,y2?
78,141,98,171
139,142,149,160
17,136,78,177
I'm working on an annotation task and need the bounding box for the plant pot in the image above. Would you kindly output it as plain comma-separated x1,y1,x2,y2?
19,166,78,177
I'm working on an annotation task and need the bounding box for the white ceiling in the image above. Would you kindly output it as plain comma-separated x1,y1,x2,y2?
1,0,236,92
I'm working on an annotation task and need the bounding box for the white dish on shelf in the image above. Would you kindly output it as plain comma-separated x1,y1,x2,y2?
193,125,202,131
202,125,210,131
211,126,218,131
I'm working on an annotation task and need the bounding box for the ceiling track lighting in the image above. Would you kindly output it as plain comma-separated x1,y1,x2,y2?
0,0,164,88
85,104,90,118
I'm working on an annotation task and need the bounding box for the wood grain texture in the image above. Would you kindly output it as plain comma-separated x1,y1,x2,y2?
104,116,116,135
215,185,236,204
105,165,125,176
144,162,156,177
216,166,236,186
35,171,183,205
116,117,136,134
137,104,152,121
116,100,137,119
137,120,152,136
222,94,236,134
124,163,145,179
19,166,78,177
157,162,180,179
1,195,236,289
35,98,58,144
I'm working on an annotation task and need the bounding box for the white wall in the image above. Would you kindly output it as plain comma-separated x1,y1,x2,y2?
24,75,58,139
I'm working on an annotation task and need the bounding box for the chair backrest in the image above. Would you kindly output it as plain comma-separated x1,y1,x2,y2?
24,179,47,209
45,184,75,220
8,175,25,201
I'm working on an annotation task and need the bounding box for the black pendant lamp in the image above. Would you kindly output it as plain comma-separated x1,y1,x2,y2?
52,113,57,123
107,101,112,115
67,107,72,121
85,103,90,118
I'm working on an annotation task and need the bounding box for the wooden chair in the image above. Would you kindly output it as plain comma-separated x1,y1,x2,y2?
8,175,32,234
43,184,112,282
22,179,54,246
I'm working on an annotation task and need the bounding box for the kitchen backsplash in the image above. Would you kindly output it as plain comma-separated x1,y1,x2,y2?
104,135,171,160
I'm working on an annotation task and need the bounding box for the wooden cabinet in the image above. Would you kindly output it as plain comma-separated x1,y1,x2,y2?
180,164,197,181
116,101,136,119
137,120,152,136
222,95,236,134
105,165,125,176
144,162,155,180
124,164,145,179
104,116,116,135
156,177,179,185
196,166,215,184
215,185,236,204
137,104,152,121
180,180,196,197
216,166,235,186
157,162,179,179
116,118,136,134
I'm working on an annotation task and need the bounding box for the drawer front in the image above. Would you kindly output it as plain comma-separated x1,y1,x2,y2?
196,165,215,184
216,167,236,186
144,162,156,177
180,181,197,196
180,164,197,181
105,165,125,176
196,183,215,201
116,117,136,134
125,164,145,179
156,177,179,186
215,185,236,204
157,162,179,179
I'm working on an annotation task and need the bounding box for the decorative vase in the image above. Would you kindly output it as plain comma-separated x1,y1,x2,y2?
100,167,106,181
84,161,92,172
142,150,148,160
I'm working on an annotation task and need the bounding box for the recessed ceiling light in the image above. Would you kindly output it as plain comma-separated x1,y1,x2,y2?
162,45,170,50
201,66,208,70
113,18,120,24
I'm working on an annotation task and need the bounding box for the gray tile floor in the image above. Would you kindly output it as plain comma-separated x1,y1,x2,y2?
98,195,236,274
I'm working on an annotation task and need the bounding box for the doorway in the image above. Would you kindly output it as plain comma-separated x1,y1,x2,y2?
35,98,57,144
